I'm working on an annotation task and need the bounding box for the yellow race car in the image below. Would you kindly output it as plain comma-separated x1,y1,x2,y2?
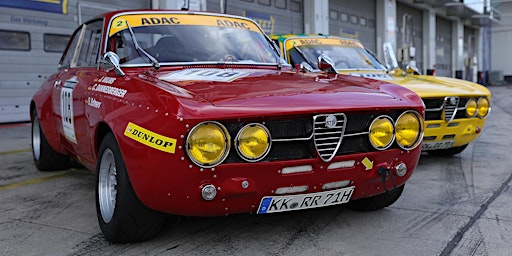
272,34,491,156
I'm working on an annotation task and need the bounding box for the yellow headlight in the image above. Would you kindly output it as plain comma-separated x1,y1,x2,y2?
465,98,477,117
477,97,490,118
369,116,394,150
395,111,423,150
186,122,230,167
236,123,271,161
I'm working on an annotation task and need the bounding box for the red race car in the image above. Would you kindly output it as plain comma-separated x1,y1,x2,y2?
31,9,424,243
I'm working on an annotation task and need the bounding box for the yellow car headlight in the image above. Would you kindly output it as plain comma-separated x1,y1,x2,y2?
395,111,424,150
369,116,394,150
465,98,477,117
477,97,490,118
186,122,230,167
236,123,271,161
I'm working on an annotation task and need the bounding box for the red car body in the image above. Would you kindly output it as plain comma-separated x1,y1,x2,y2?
31,10,424,242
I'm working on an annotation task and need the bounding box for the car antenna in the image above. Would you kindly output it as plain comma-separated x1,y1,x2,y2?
125,21,160,70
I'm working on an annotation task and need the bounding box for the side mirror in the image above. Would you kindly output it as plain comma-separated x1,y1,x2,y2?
317,54,337,74
100,51,125,76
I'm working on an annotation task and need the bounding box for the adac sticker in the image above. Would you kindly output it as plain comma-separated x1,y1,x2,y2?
109,14,261,36
124,122,176,153
284,38,363,51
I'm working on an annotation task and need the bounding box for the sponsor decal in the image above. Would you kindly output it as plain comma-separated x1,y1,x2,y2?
242,10,275,35
60,76,77,143
159,69,252,83
109,14,260,36
124,122,176,153
87,97,101,108
91,84,127,98
349,73,393,80
285,38,363,51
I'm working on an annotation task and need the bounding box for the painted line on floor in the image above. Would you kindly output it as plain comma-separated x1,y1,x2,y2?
0,148,32,156
0,170,87,191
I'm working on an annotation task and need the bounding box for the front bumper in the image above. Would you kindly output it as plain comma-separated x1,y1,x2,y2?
129,148,421,216
422,117,486,150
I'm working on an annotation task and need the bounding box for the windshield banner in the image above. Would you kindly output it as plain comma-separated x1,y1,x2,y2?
284,38,363,51
109,14,261,36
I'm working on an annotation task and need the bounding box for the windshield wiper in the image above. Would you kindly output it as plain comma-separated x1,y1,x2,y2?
125,21,160,70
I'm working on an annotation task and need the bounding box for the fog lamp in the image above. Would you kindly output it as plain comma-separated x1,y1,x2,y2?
236,123,271,161
395,111,424,150
369,116,394,150
477,97,490,118
186,122,230,168
465,98,477,117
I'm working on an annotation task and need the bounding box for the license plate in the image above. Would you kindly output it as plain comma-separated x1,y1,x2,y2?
257,186,355,214
422,140,455,150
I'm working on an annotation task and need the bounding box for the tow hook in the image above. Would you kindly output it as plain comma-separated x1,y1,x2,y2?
378,167,396,192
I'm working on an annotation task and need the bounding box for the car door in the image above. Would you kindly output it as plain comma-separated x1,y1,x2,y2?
52,19,105,165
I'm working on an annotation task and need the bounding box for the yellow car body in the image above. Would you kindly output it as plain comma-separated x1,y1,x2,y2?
271,34,491,156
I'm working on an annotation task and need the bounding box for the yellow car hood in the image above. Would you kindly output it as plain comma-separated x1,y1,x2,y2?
339,70,491,98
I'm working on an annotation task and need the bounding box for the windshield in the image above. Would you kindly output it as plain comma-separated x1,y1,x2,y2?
284,38,386,71
107,13,281,65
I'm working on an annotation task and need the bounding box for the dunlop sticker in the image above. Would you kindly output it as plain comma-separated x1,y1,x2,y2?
124,122,176,153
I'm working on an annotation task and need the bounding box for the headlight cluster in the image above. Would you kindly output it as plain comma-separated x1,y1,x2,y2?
369,111,424,151
186,122,271,168
465,97,490,118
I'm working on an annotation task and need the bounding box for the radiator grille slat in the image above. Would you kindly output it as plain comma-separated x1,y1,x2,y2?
443,97,460,122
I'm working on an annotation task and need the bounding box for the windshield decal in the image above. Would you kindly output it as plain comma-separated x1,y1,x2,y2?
284,38,363,51
159,69,253,83
349,73,393,80
110,14,261,36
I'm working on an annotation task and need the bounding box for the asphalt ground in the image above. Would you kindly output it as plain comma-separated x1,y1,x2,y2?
1,85,512,256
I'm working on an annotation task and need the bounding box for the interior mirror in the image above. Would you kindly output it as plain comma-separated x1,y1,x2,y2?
299,62,314,73
100,51,125,76
317,54,337,74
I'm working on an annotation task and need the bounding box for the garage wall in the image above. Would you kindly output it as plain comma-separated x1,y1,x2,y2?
206,0,304,35
435,16,453,77
0,0,150,123
328,0,376,53
397,3,423,73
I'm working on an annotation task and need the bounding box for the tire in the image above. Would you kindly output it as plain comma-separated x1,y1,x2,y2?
347,185,404,211
426,144,468,157
96,132,164,243
31,109,69,171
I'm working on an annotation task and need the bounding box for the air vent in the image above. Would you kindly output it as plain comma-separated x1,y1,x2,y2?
313,113,347,162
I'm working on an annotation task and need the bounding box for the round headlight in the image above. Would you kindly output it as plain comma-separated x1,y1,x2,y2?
395,111,424,150
236,123,271,162
369,116,394,150
477,97,490,118
465,98,477,117
186,122,230,168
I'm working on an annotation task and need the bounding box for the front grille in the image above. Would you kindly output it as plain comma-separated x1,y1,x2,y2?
424,97,470,122
220,111,403,163
313,113,347,162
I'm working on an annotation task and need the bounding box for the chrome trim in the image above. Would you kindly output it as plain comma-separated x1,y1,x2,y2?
313,113,347,162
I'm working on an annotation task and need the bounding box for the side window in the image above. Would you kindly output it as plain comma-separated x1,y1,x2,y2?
59,27,82,69
76,20,103,67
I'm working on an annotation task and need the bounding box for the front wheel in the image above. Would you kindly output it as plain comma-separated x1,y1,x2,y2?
346,185,404,211
31,109,69,171
426,144,468,157
96,132,164,243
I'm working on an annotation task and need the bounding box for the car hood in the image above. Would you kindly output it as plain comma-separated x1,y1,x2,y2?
155,68,421,116
339,70,491,98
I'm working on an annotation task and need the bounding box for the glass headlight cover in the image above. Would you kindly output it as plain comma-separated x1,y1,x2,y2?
465,98,477,117
369,116,395,150
477,97,490,118
186,122,230,168
236,123,271,161
395,111,424,150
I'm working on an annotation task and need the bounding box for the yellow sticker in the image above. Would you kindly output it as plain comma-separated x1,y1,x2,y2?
361,157,374,170
284,38,363,51
124,122,176,153
109,14,261,36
